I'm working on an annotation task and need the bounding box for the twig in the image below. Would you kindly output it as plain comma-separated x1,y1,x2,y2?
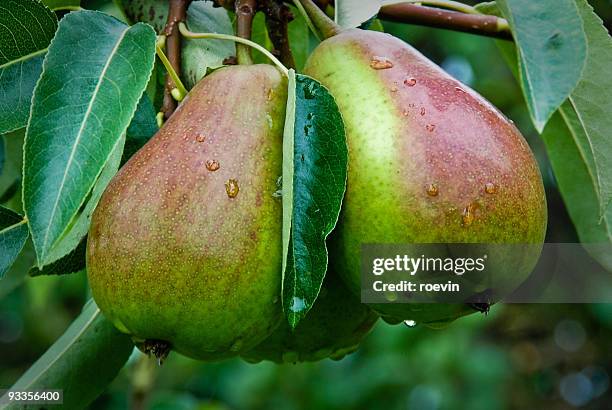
262,0,297,69
179,22,290,76
236,0,257,65
378,3,512,40
161,0,192,119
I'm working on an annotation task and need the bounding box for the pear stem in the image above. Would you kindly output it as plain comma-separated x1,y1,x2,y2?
155,40,188,101
178,23,289,76
294,0,342,40
235,0,257,65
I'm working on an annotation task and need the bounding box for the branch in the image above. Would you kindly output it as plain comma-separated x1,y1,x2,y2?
262,0,297,69
236,0,257,64
378,3,512,41
161,0,192,119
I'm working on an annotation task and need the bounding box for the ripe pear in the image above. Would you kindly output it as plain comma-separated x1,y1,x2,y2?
241,270,378,363
87,65,287,361
303,29,547,325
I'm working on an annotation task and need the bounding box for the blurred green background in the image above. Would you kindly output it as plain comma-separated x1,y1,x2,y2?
2,1,612,409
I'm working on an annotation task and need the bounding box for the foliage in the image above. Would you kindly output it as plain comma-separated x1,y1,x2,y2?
0,0,611,408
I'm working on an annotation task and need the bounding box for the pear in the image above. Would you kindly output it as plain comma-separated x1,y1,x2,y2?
87,65,287,361
303,29,547,325
241,270,378,363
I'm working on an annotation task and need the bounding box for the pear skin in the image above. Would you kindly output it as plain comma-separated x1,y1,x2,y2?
304,30,547,324
87,65,287,361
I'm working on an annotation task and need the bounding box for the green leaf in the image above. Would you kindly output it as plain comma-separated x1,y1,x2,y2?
42,133,127,266
0,206,29,279
29,237,86,277
0,299,134,409
497,0,587,132
251,13,274,65
23,10,156,267
542,109,612,271
282,71,347,328
562,0,612,218
496,0,612,271
182,1,235,89
119,0,168,32
288,4,319,71
0,0,58,134
122,94,158,163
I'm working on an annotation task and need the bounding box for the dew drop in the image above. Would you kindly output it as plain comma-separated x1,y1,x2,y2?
404,78,417,87
303,81,318,99
370,56,394,70
206,160,220,172
420,107,426,116
196,134,206,143
404,320,417,327
426,124,436,132
485,182,498,194
225,179,239,198
426,183,439,197
290,297,306,313
402,109,409,117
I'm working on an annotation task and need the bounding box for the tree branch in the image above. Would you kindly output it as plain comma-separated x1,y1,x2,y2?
262,0,297,69
378,3,512,41
161,0,192,119
236,0,257,64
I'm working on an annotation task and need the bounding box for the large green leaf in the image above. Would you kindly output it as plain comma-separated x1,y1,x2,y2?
542,110,612,270
0,300,134,409
282,71,347,328
42,133,127,266
0,0,58,134
497,0,587,132
497,1,612,271
562,0,612,218
540,0,612,270
23,10,155,267
0,206,29,279
182,1,235,89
